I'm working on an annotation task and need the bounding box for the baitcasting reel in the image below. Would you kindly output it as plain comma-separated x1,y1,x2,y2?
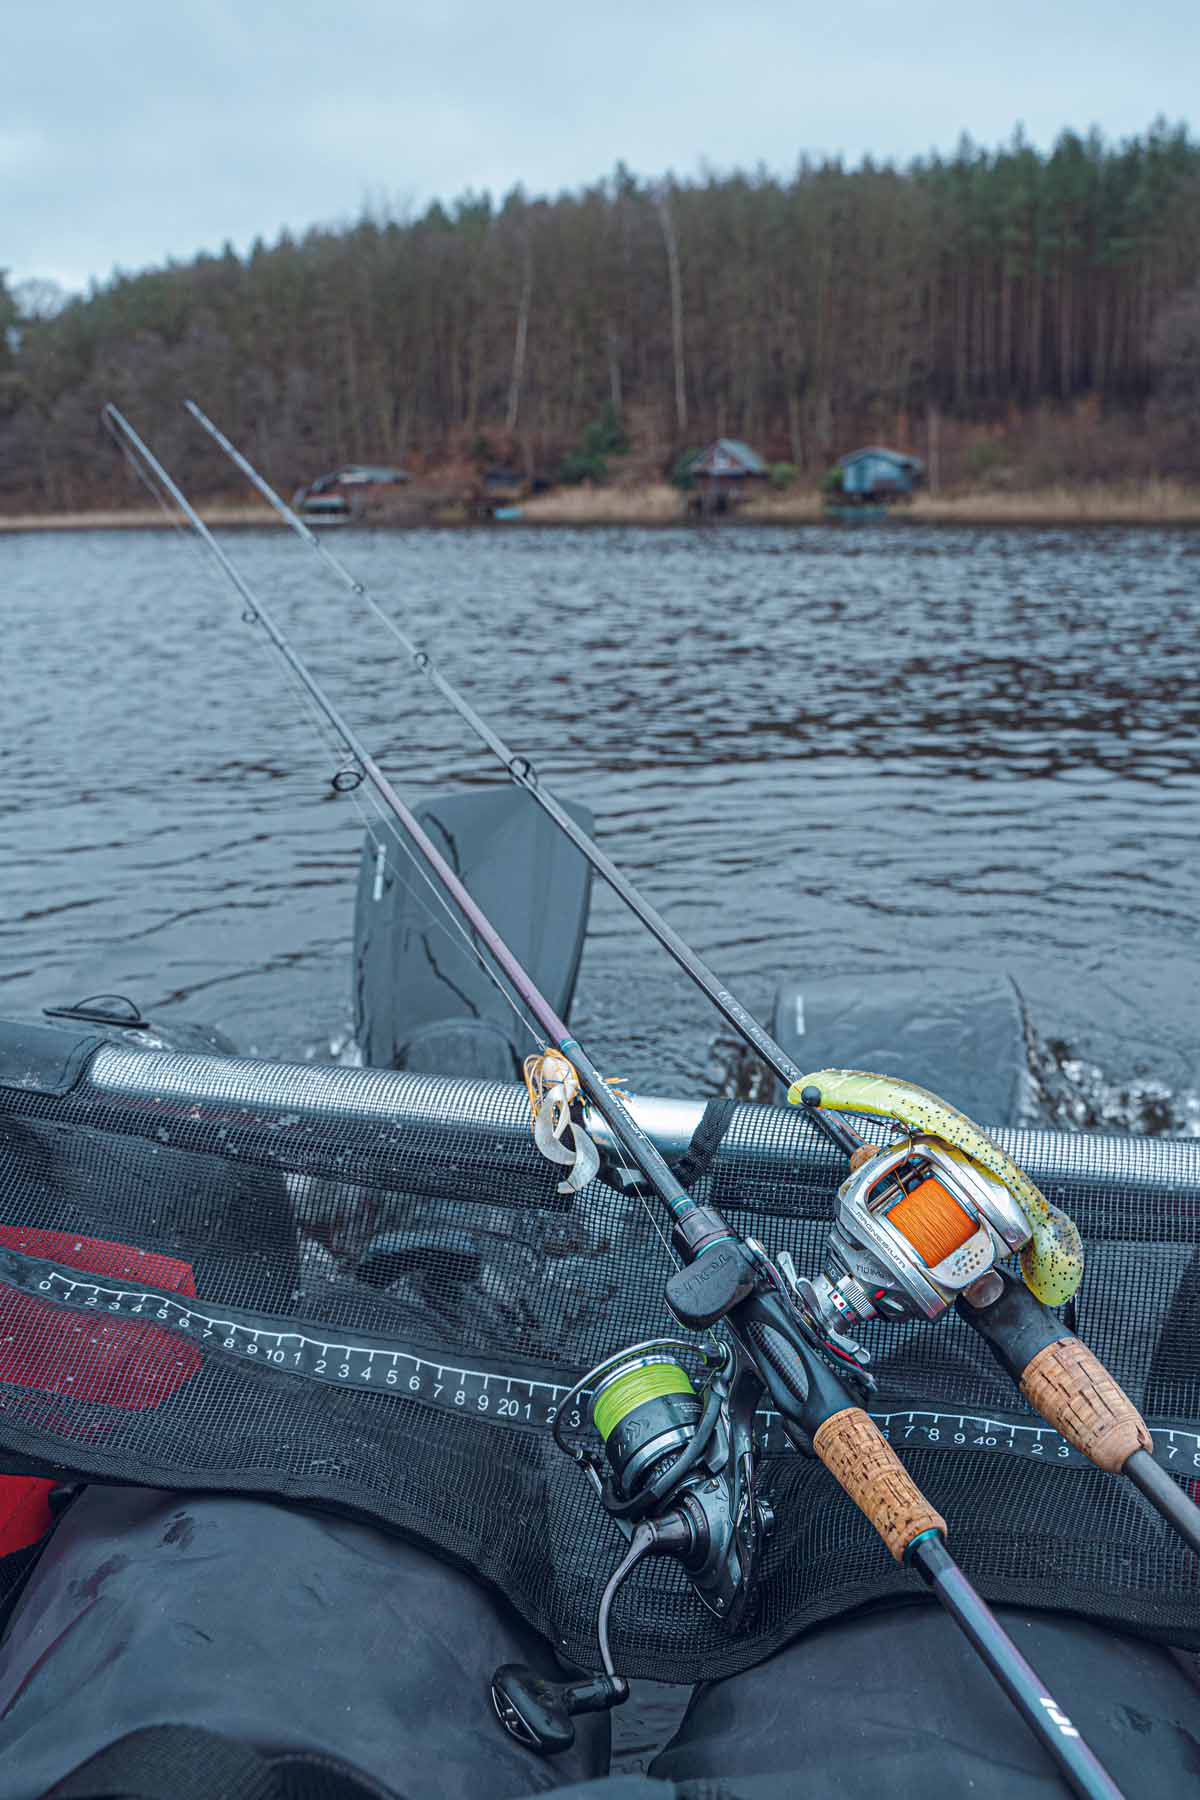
796,1133,1031,1356
491,1334,772,1755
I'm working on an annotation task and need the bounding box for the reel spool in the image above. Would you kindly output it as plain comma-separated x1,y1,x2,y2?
590,1352,702,1506
799,1135,1032,1347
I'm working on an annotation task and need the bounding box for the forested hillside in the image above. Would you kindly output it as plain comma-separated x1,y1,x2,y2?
3,123,1200,511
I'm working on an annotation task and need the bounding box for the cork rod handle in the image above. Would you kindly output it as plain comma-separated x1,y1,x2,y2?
812,1407,947,1562
1021,1338,1152,1474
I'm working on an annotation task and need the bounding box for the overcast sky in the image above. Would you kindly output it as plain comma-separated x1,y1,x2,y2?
5,0,1197,295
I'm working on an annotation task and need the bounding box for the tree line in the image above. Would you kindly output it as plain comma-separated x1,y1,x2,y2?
3,121,1199,511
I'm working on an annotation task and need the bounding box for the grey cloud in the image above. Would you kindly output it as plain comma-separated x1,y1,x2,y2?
5,0,1196,291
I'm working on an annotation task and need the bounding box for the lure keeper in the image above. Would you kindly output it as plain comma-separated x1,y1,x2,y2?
525,1051,601,1194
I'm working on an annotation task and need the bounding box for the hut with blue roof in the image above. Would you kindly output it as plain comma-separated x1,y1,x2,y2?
832,446,924,505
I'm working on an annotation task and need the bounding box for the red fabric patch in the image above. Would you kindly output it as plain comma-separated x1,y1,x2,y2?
0,1228,196,1295
0,1227,200,1411
0,1477,55,1556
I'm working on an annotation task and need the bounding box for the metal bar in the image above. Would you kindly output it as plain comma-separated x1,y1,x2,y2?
71,1044,1200,1202
83,1043,709,1157
103,404,697,1228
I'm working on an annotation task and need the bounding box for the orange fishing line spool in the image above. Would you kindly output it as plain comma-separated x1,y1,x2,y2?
887,1178,975,1267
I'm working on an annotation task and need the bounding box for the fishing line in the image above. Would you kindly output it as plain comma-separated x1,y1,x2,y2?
267,633,556,1055
93,406,1135,1797
242,650,553,1060
280,725,675,1260
337,782,547,1058
106,405,683,1268
238,705,674,1258
103,412,193,544
110,411,663,1239
280,672,527,1019
106,416,547,1060
109,416,670,1258
183,399,812,1100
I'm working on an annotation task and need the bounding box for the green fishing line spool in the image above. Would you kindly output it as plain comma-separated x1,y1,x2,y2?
590,1353,702,1502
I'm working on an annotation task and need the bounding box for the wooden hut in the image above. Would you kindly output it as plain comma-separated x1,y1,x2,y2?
466,465,529,520
835,447,924,503
688,438,767,514
292,464,412,525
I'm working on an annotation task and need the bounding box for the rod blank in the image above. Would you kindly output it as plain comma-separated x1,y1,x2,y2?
182,397,809,1095
119,400,1131,1800
1124,1449,1200,1559
911,1535,1125,1800
102,403,694,1224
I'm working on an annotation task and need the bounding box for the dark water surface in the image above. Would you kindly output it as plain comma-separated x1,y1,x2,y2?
3,521,1200,1769
4,523,1199,1131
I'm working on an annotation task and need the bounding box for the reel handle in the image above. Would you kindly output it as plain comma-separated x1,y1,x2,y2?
812,1406,948,1562
491,1665,628,1756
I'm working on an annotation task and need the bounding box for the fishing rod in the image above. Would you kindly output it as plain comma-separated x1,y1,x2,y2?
186,400,1200,1568
182,398,809,1099
107,402,1127,1800
100,407,694,1231
790,1075,1200,1564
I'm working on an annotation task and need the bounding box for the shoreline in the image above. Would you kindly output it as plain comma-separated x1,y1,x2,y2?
4,481,1200,533
0,505,280,533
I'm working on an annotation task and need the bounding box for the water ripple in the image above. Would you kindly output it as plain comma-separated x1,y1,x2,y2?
2,523,1198,1102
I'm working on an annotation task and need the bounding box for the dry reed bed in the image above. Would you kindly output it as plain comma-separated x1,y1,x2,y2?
908,482,1200,523
0,505,278,532
520,484,684,523
5,482,1200,532
512,481,1200,526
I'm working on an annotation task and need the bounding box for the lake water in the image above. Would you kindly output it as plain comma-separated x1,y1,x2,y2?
3,519,1200,1770
4,522,1199,1133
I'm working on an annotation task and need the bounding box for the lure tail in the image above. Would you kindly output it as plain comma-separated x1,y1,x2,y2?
525,1052,601,1195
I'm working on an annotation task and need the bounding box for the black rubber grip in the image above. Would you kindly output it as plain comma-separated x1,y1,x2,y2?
956,1268,1071,1384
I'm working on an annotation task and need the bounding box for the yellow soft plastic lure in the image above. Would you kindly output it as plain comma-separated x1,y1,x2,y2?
787,1068,1084,1306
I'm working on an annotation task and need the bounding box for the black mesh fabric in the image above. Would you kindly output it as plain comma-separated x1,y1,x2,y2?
0,1040,1197,1682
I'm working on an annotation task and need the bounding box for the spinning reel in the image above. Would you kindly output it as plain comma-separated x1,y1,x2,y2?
491,1333,772,1755
796,1130,1032,1355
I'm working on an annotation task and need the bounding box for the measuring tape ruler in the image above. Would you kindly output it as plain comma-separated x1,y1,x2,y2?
755,1404,1200,1472
4,1249,1198,1477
